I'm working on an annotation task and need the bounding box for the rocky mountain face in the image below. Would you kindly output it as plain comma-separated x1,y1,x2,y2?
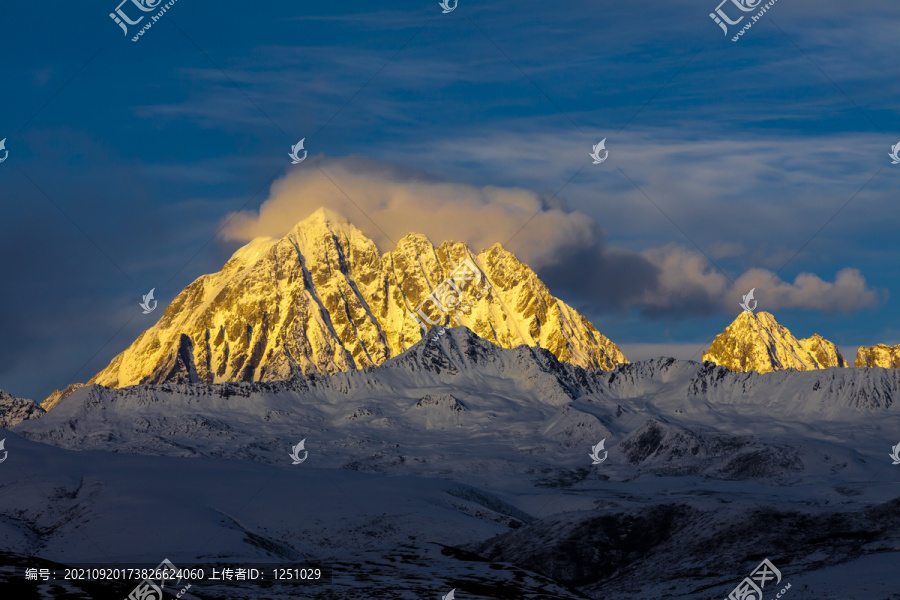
799,333,848,369
0,389,44,428
41,383,85,412
86,209,626,391
855,343,900,368
702,311,847,373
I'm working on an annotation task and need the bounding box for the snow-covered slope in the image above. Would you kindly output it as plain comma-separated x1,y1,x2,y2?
14,328,617,487
0,430,594,600
855,343,900,368
703,311,847,373
469,499,900,600
85,209,626,394
0,431,514,562
7,329,900,599
15,328,900,488
3,423,899,600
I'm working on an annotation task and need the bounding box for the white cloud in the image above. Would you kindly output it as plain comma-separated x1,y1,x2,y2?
638,244,884,314
221,156,594,270
221,157,884,316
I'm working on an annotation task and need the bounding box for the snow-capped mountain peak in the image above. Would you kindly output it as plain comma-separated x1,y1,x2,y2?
702,310,846,373
85,210,627,393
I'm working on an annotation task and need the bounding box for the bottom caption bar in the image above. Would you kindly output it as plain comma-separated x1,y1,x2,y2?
14,558,334,598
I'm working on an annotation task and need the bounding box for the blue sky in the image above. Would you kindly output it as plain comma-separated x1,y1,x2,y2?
1,0,899,400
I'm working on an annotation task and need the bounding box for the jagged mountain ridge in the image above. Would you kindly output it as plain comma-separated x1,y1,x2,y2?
703,311,847,373
0,389,44,428
87,209,626,392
